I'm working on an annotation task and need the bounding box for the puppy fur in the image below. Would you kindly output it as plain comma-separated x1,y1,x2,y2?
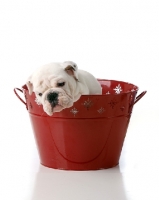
26,61,102,115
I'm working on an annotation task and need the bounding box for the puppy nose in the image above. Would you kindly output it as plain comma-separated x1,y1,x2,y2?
47,92,58,107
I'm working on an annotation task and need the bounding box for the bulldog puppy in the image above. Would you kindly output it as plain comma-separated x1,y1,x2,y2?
26,61,102,115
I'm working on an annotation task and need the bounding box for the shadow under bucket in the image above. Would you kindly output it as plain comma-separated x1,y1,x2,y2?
14,79,146,170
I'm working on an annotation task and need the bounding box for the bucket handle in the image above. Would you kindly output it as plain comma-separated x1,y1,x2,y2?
14,88,28,109
133,91,147,106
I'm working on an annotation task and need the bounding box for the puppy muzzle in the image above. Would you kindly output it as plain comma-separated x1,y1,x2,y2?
47,91,59,108
42,88,74,115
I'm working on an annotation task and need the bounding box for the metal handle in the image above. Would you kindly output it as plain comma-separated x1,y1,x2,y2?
14,88,27,108
133,91,147,105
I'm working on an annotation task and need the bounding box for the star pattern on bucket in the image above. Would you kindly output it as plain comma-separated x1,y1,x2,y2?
113,84,122,94
98,107,105,114
82,98,93,110
129,94,133,105
108,100,118,109
70,107,79,116
106,91,110,95
120,106,125,111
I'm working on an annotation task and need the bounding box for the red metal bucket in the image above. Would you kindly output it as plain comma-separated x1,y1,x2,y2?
14,79,146,170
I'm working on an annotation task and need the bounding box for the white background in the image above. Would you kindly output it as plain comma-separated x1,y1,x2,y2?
0,0,159,199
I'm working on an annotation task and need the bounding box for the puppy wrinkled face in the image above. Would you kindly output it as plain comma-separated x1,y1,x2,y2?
33,78,74,116
27,61,102,115
34,79,64,103
26,62,80,116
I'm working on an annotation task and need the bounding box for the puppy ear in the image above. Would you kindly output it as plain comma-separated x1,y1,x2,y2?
63,61,78,81
26,77,33,95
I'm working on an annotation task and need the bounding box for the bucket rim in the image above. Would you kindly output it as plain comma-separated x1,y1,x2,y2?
22,79,139,96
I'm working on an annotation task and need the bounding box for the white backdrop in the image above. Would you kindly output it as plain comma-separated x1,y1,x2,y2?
0,0,159,200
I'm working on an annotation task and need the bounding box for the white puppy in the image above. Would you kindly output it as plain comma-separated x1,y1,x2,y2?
26,61,102,116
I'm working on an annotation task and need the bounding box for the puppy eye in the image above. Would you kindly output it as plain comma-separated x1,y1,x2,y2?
57,82,65,87
38,93,42,96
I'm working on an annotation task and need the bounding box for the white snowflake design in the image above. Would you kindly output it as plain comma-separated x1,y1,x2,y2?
35,97,41,105
82,98,93,110
106,91,110,95
70,107,79,116
113,84,122,94
98,107,105,114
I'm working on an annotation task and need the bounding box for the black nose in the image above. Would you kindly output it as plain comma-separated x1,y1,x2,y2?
47,92,58,107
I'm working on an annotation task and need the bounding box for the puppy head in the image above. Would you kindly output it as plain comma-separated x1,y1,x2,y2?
26,61,79,116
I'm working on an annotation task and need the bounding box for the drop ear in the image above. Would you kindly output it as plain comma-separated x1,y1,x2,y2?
63,61,78,81
26,77,33,95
